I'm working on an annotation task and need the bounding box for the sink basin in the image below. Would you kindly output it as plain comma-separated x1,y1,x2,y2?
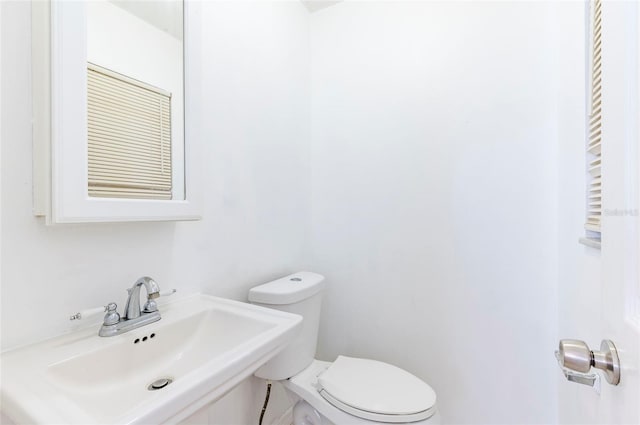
0,293,302,424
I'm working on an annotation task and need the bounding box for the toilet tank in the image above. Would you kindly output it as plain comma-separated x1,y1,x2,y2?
248,272,325,380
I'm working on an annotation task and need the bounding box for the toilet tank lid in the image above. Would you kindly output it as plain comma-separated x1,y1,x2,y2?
248,272,325,305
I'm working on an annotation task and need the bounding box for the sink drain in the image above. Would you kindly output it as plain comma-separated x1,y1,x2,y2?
147,377,173,391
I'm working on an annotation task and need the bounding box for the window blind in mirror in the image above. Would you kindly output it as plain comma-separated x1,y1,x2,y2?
87,63,172,200
585,0,602,234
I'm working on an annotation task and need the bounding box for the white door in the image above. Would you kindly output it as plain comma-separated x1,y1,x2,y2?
558,1,640,423
598,1,640,421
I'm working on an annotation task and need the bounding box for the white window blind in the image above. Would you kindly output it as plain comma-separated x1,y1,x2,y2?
586,0,602,234
87,63,172,200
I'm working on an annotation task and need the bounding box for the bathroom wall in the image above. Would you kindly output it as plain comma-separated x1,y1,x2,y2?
1,1,590,424
308,2,559,423
1,0,309,422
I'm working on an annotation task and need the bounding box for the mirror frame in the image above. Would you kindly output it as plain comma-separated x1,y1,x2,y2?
33,0,202,224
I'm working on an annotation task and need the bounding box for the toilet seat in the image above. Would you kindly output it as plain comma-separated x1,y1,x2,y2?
316,356,437,423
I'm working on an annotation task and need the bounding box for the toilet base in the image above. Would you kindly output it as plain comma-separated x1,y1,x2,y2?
293,400,333,425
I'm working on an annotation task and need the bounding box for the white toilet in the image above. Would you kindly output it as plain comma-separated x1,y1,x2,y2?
249,272,439,425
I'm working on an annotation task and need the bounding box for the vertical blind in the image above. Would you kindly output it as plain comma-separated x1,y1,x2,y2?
87,63,173,200
586,0,602,234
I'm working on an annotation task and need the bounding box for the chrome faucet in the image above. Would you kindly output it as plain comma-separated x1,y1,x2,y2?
124,276,161,319
98,276,163,337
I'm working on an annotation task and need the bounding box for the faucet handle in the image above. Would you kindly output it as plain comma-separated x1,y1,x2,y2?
70,302,120,325
159,289,177,297
103,302,120,326
143,289,176,313
70,305,107,320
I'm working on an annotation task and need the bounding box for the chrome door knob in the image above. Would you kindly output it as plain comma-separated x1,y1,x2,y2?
593,340,621,385
557,339,621,385
559,339,592,373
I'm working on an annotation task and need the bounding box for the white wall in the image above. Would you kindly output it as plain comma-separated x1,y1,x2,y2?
308,2,559,423
1,0,309,421
1,1,583,424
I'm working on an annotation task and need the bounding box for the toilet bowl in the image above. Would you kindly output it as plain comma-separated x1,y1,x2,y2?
285,359,439,424
249,272,439,425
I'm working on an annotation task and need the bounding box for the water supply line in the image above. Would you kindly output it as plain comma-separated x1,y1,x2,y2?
258,380,272,425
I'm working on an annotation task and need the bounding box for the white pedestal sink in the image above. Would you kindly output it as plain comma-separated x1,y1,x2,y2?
0,294,302,424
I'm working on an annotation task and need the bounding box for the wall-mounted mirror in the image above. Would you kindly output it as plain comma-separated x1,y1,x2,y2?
32,0,201,224
86,0,185,201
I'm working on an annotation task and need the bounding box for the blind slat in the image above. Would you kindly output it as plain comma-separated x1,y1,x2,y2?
88,138,170,159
